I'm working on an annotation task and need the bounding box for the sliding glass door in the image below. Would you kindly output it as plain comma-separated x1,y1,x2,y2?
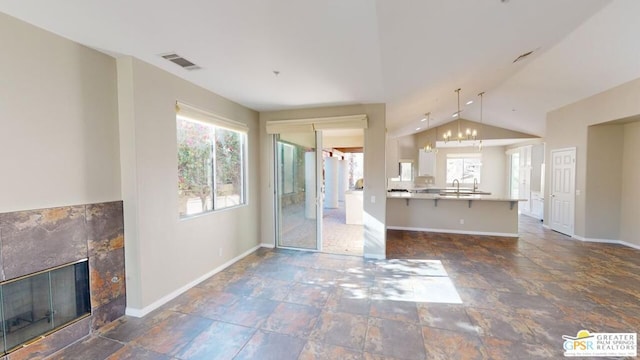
275,132,322,250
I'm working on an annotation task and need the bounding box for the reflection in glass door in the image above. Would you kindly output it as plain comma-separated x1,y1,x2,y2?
275,132,322,250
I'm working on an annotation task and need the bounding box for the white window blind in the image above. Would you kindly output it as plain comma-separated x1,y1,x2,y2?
266,114,368,134
176,101,249,133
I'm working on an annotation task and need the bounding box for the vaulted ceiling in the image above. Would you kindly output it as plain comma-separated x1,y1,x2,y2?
2,0,639,138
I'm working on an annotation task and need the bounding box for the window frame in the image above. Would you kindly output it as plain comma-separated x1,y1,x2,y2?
176,103,248,219
445,153,482,185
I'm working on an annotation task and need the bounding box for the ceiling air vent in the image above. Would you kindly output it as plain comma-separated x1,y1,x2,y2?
513,50,534,63
160,53,201,70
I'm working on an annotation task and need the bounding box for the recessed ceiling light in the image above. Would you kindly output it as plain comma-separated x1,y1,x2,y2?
466,100,474,105
452,113,458,118
421,118,427,122
416,127,421,131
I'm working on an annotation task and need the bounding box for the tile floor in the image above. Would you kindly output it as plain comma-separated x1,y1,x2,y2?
45,215,639,359
321,204,363,256
278,200,364,256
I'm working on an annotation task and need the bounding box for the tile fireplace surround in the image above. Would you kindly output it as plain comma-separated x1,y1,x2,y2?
0,201,125,359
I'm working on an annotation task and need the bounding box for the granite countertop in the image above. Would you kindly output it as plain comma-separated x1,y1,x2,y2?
386,192,527,202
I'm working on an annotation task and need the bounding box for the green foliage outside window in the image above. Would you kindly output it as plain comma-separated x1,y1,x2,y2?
177,118,213,212
215,128,242,192
177,117,246,217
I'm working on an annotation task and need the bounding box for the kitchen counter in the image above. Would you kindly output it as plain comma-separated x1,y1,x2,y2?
345,190,363,225
386,192,526,236
388,191,526,204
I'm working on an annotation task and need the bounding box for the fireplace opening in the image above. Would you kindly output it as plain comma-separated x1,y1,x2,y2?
0,259,90,354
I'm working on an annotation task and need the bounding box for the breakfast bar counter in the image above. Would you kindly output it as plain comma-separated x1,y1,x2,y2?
386,192,526,237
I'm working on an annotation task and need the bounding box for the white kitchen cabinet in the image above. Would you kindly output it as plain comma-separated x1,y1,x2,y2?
418,149,436,177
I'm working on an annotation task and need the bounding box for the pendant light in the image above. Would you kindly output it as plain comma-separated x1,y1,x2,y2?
477,91,485,151
422,112,437,153
447,88,477,143
455,88,463,142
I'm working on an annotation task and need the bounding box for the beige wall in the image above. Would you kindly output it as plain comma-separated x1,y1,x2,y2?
431,146,507,196
415,119,537,146
0,13,121,213
397,134,417,160
546,77,640,241
621,121,640,246
117,57,260,312
585,125,624,239
529,144,545,192
260,104,387,258
386,136,400,178
323,134,364,148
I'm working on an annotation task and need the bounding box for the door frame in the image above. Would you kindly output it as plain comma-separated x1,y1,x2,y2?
550,147,576,236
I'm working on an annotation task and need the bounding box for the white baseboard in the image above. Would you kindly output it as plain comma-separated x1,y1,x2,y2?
260,242,275,249
571,235,640,250
125,243,264,318
542,224,551,229
520,211,543,221
364,253,385,260
619,241,640,250
387,226,518,238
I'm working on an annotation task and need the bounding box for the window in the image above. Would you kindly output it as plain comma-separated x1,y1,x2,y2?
176,105,247,218
347,152,364,189
446,154,481,185
399,161,413,181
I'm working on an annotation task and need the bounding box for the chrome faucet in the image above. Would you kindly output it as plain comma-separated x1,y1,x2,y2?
473,178,478,192
452,179,460,193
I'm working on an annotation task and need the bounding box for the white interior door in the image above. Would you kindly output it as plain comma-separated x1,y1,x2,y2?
550,148,576,236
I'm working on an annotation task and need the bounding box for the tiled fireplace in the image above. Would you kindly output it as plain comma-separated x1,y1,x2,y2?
0,201,125,359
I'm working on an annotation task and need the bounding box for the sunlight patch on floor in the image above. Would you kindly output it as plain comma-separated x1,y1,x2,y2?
338,259,463,304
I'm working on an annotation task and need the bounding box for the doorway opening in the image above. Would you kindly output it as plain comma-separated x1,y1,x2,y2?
321,128,365,255
274,129,365,255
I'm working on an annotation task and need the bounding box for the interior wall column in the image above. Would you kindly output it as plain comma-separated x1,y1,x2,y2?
338,159,348,202
324,157,339,208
